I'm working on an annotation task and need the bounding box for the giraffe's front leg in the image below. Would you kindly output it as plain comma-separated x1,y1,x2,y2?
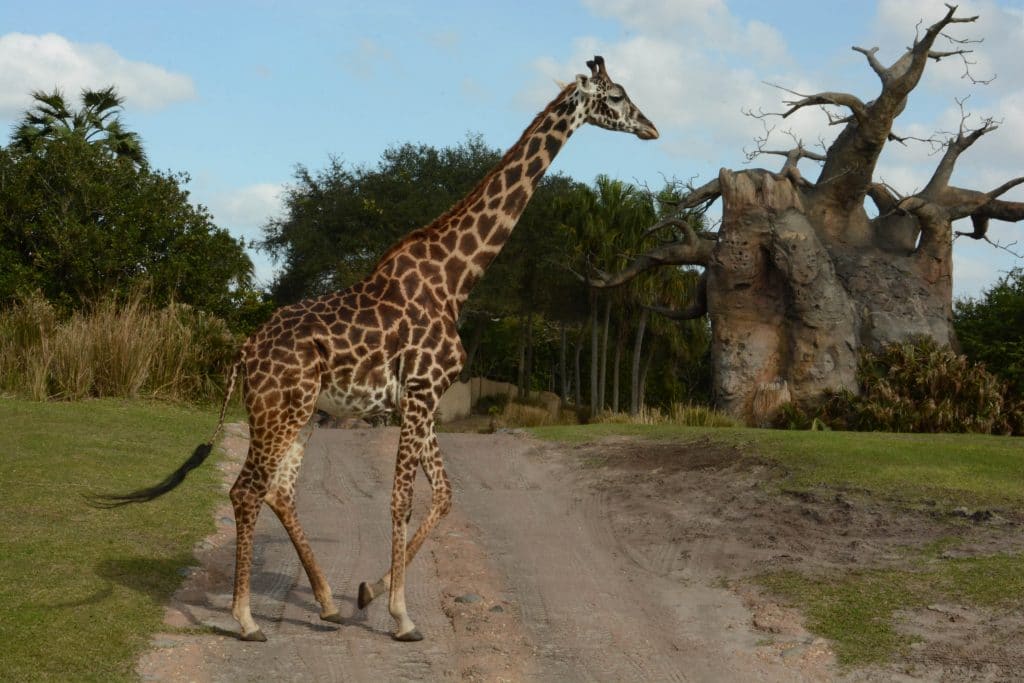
365,395,437,641
358,429,451,612
387,469,422,641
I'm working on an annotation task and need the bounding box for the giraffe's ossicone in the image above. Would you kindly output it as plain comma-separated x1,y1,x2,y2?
91,55,658,643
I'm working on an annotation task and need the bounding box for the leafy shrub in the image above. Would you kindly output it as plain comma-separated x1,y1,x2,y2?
955,267,1024,398
777,337,1023,435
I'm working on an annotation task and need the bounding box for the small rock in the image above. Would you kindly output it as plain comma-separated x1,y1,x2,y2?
489,604,505,613
781,644,805,660
455,593,482,604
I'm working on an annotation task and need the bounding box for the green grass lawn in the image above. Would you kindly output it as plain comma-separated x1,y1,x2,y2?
0,398,224,682
531,423,1024,509
530,423,1024,667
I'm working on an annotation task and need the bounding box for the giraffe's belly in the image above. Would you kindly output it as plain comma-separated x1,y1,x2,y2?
315,376,400,419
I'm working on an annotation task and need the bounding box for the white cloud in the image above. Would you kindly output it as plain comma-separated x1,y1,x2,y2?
207,183,285,241
582,0,788,63
340,39,395,80
204,183,285,286
526,31,822,166
0,33,195,118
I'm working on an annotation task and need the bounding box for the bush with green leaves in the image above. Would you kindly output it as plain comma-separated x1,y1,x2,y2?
777,337,1023,435
955,267,1024,398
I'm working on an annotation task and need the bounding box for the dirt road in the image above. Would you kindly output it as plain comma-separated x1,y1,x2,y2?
140,425,841,682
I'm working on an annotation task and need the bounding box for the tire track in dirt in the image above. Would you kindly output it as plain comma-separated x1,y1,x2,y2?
139,426,838,682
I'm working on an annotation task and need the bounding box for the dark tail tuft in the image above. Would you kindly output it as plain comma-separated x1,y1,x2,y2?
86,443,214,509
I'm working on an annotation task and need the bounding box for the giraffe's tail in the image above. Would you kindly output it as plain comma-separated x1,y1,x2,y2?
86,358,243,509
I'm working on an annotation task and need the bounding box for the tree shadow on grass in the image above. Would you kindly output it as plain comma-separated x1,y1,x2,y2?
96,554,195,604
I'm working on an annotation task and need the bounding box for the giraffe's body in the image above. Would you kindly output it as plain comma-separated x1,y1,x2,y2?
97,56,657,642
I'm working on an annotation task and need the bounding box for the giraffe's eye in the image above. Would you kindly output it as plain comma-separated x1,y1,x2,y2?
609,94,624,104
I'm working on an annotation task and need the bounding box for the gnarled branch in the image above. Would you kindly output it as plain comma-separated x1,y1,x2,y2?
585,235,716,289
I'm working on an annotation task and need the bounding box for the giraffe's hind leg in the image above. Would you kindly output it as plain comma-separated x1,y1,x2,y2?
264,424,341,623
229,396,318,641
229,456,270,641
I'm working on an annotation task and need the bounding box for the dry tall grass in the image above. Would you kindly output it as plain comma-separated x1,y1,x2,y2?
592,403,740,428
0,291,236,402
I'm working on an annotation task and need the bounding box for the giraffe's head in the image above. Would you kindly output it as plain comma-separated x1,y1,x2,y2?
574,56,659,140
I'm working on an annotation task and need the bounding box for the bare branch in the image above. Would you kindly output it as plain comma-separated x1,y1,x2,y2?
867,182,903,215
584,234,716,289
852,45,886,79
949,192,1024,225
954,222,1024,258
763,82,869,124
923,101,999,197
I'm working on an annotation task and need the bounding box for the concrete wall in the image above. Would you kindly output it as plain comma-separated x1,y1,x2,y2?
436,377,562,423
436,379,473,422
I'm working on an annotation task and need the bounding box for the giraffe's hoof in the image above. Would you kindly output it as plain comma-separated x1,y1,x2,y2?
393,627,424,642
320,611,344,624
239,628,267,642
357,582,374,610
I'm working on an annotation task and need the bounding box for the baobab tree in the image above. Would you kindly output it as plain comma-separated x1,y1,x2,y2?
589,4,1024,424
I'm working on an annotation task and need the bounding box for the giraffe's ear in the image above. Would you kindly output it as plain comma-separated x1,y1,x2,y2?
575,74,596,94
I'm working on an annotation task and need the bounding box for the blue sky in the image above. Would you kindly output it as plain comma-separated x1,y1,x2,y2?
1,0,1022,298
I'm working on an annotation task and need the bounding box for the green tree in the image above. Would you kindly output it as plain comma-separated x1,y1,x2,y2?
955,268,1024,398
12,87,146,166
262,135,500,303
0,136,252,319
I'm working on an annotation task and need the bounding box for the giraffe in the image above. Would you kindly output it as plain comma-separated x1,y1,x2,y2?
94,56,658,642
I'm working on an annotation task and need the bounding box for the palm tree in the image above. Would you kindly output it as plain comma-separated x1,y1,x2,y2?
11,86,146,165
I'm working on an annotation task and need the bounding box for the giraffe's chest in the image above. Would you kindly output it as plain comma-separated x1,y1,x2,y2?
314,366,401,420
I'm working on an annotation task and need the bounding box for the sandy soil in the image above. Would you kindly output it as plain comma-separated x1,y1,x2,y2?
138,426,1024,682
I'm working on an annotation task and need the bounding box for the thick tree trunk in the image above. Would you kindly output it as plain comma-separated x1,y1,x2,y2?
708,168,951,422
586,5,1024,427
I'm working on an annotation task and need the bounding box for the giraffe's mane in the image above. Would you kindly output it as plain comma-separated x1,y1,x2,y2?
371,82,578,270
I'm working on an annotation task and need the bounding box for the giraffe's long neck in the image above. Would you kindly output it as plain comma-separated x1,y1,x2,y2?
375,84,586,314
